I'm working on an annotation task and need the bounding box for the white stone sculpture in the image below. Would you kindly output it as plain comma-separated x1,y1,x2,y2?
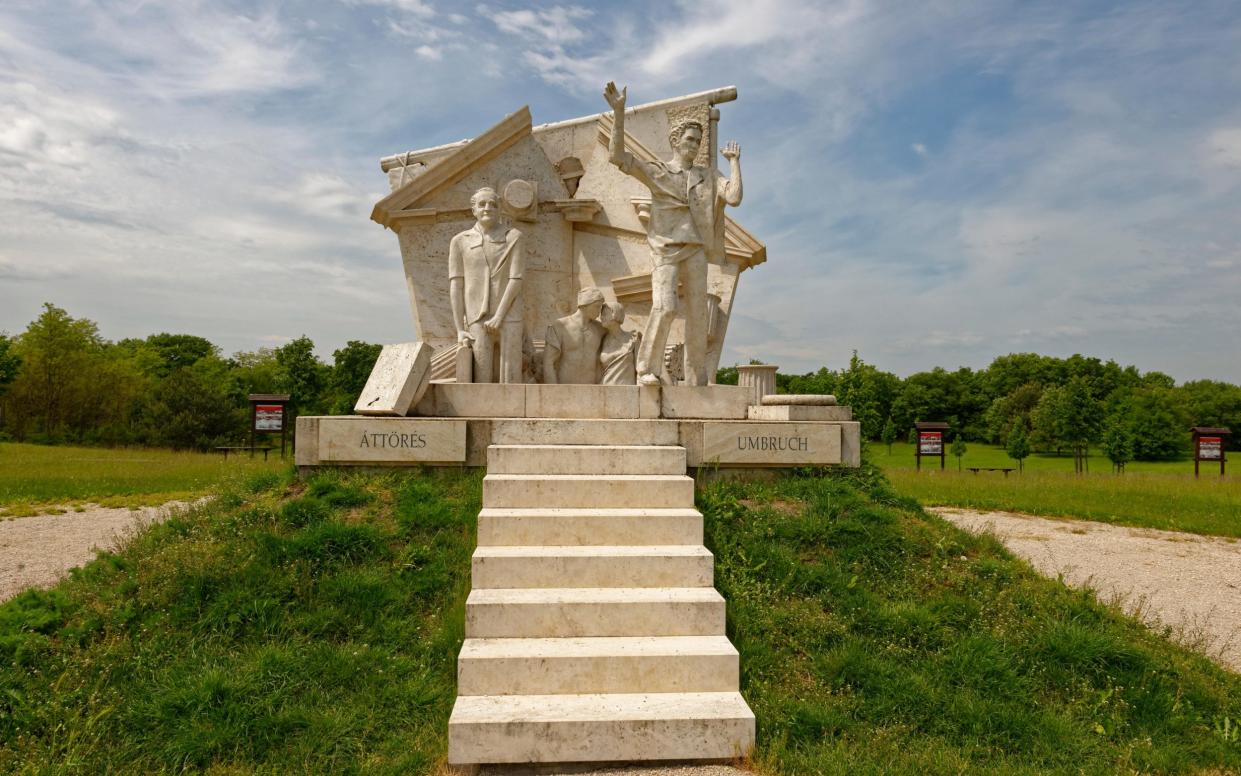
543,287,606,385
604,82,743,387
598,302,640,386
448,187,525,384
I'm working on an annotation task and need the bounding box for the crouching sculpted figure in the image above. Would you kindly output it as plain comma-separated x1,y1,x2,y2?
544,287,606,385
599,302,640,385
604,81,743,386
448,187,524,383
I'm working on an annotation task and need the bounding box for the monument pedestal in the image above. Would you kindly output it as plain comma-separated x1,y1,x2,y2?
296,383,860,472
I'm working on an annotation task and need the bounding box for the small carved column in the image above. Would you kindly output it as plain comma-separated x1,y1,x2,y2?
736,364,778,404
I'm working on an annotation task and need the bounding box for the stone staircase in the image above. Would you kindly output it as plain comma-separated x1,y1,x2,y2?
448,419,755,766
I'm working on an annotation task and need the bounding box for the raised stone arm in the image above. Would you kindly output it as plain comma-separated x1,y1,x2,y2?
603,81,627,166
720,140,743,207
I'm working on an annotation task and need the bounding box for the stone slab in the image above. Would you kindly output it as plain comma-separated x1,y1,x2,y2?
747,405,853,421
524,385,640,419
448,691,754,764
465,587,725,638
760,393,837,406
701,422,842,466
660,385,751,419
317,417,466,464
354,342,432,416
476,508,703,547
416,382,526,417
471,545,713,589
487,444,686,475
490,419,680,446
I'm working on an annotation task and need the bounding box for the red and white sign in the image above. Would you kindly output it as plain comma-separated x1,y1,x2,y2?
919,431,943,455
1198,436,1223,461
255,404,284,431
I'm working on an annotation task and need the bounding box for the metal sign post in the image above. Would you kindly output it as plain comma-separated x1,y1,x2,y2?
915,422,949,471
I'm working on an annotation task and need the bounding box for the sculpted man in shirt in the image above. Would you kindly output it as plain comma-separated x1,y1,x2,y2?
448,187,525,384
544,287,606,385
604,81,743,386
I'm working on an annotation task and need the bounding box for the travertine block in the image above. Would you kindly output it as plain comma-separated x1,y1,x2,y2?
419,383,526,417
476,508,703,547
483,474,694,509
354,342,432,416
523,385,640,419
701,422,842,466
465,587,725,638
661,385,750,419
471,545,713,589
491,419,680,446
487,444,686,475
747,405,853,421
447,692,755,764
317,417,467,463
456,636,739,695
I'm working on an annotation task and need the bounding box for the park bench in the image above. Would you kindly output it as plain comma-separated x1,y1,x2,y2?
967,467,1015,477
213,446,275,461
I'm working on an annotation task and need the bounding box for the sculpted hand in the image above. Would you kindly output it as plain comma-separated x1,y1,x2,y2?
483,316,503,334
603,81,627,112
721,141,740,161
457,329,473,346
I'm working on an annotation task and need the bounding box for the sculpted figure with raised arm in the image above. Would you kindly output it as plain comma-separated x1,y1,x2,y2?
448,187,525,384
604,81,742,386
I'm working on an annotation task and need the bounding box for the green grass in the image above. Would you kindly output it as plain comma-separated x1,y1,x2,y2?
2,465,1239,773
873,442,1241,538
703,467,1241,774
0,466,480,773
0,442,286,515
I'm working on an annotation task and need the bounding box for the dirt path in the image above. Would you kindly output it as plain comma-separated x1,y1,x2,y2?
932,506,1241,672
0,501,190,601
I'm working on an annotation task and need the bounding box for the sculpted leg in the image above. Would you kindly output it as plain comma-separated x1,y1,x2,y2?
469,322,495,383
682,250,709,386
637,263,679,384
498,320,524,384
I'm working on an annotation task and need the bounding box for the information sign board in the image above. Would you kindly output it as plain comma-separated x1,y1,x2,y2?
1198,436,1222,461
919,431,943,456
255,404,284,432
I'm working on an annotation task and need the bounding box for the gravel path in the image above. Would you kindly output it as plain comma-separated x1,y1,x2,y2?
0,501,188,601
932,506,1241,672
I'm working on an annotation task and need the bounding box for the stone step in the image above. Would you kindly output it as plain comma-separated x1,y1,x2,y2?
483,473,695,509
457,636,739,696
465,587,725,638
448,691,755,765
472,545,713,589
477,508,703,546
490,419,680,446
487,444,687,475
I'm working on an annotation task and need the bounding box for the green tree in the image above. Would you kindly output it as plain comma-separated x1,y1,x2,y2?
1005,421,1031,473
137,357,242,449
1102,417,1135,474
950,435,967,471
330,340,383,414
1130,387,1188,461
714,365,738,385
880,416,897,455
1029,384,1064,455
5,304,105,440
275,336,330,420
984,382,1043,444
1058,376,1102,474
119,333,218,378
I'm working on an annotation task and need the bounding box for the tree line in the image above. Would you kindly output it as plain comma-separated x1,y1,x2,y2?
2,304,1238,458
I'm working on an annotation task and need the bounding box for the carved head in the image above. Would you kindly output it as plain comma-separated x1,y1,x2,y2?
669,120,703,162
470,187,500,227
601,302,626,330
576,287,606,319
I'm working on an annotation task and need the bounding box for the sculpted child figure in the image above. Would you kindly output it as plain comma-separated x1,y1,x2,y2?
448,187,525,384
604,81,743,386
599,302,640,386
544,287,606,385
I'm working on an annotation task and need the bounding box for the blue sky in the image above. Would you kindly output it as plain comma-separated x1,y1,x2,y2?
2,0,1240,382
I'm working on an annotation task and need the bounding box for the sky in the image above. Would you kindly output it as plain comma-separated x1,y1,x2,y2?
2,0,1240,383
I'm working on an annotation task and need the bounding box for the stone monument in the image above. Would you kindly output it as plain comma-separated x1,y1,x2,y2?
297,86,864,769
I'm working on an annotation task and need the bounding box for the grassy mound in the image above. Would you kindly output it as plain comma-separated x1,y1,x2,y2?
2,464,1239,774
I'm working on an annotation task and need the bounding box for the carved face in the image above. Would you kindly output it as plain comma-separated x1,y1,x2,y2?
674,126,702,161
601,303,625,329
472,193,500,226
582,299,605,320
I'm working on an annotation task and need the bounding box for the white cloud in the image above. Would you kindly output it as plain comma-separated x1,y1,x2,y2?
488,5,592,43
1204,127,1241,167
415,44,443,61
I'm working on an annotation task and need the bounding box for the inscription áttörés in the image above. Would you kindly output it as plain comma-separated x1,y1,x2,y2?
358,431,428,449
703,422,841,465
319,418,466,463
737,434,809,452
